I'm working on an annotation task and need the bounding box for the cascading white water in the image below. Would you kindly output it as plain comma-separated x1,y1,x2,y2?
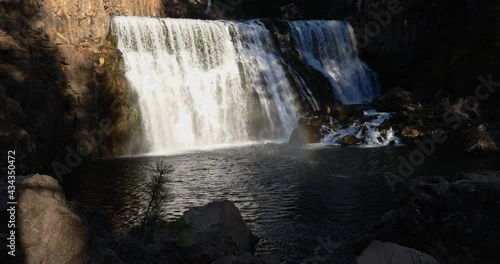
321,110,402,147
289,20,380,104
112,16,300,153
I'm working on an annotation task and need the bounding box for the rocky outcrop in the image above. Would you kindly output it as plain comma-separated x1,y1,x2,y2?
341,135,360,146
372,87,416,113
289,125,322,145
466,124,499,153
357,241,439,264
19,174,89,264
358,171,500,264
17,174,169,264
17,175,269,263
153,200,266,263
177,201,258,252
0,0,166,173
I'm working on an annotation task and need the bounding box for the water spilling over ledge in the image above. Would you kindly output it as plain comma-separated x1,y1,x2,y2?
290,20,380,104
111,16,381,153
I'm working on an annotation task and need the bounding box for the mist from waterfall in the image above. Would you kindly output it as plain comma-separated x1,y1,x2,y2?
112,17,299,153
289,20,380,104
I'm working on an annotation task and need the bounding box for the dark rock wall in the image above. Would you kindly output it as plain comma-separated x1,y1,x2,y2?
0,0,165,173
348,0,500,103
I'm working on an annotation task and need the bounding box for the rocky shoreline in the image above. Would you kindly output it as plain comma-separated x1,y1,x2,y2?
8,171,500,264
356,171,500,264
287,86,500,154
13,174,279,264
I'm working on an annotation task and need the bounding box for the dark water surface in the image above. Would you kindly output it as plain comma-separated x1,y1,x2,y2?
63,143,500,263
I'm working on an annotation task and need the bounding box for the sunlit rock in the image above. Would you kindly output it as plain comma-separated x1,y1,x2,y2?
19,174,88,264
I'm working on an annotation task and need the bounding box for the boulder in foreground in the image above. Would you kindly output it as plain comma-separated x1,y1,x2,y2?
357,240,439,264
156,200,261,263
19,174,88,264
358,171,500,264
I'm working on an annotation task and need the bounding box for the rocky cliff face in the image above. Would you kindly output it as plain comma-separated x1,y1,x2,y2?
0,0,166,173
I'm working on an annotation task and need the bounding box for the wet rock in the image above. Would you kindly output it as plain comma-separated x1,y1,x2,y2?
400,127,423,142
465,124,498,153
289,125,322,145
322,114,335,124
309,117,322,127
335,104,365,117
341,135,360,146
356,240,439,264
19,174,88,264
338,114,357,126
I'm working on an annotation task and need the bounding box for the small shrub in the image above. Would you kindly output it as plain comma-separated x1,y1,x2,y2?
140,160,173,235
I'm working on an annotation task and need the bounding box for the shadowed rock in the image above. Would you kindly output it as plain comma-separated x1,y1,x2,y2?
289,125,322,145
167,200,260,262
357,241,439,264
372,88,415,113
341,135,360,146
359,171,500,264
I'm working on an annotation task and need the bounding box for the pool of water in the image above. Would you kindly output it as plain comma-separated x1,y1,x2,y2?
62,143,500,263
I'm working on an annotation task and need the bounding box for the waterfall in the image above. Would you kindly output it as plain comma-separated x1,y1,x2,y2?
111,16,383,153
111,16,300,153
289,20,380,104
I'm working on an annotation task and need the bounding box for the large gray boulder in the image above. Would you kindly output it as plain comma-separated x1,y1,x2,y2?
19,174,89,264
159,200,259,262
357,241,439,264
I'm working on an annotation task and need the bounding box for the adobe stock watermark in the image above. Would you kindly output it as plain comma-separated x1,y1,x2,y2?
353,0,403,49
50,69,163,182
50,101,122,182
384,74,499,192
302,235,341,264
